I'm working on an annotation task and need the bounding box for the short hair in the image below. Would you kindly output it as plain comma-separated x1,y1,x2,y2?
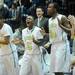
26,15,34,21
36,6,44,12
48,2,59,11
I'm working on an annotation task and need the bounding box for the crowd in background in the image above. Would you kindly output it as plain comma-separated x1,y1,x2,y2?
0,0,67,30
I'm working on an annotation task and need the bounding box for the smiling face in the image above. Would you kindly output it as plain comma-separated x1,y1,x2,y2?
26,16,34,28
36,8,44,18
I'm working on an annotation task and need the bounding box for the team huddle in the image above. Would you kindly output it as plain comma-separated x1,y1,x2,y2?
0,2,75,75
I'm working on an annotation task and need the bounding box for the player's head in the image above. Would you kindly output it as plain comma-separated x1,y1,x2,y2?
26,16,34,28
47,2,59,16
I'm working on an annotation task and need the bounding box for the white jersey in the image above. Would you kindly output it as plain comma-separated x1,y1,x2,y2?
49,14,68,44
0,23,18,75
49,14,70,73
0,23,13,55
22,26,43,55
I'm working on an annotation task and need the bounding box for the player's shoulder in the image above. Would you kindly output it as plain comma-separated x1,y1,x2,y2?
4,23,12,29
22,28,28,33
4,23,10,27
57,14,68,22
58,14,67,19
58,14,63,17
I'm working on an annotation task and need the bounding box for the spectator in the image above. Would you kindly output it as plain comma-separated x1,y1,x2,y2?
0,2,9,19
34,7,50,53
32,0,45,6
9,2,20,32
68,15,75,55
4,0,13,8
35,7,48,30
21,0,32,9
